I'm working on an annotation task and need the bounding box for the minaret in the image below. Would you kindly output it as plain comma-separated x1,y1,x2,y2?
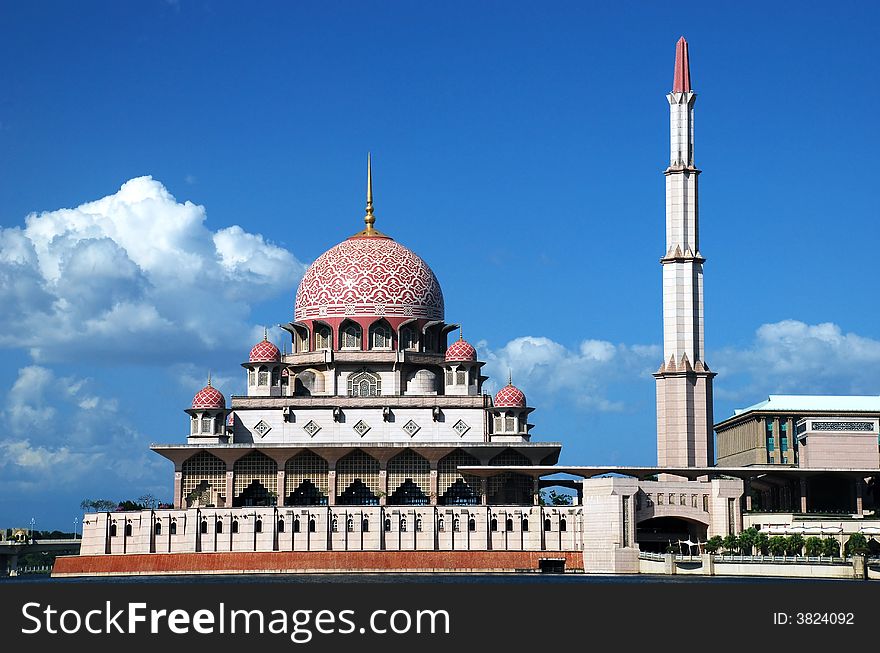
654,37,716,469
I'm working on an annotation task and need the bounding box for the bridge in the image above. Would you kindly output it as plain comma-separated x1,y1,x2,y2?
0,540,81,577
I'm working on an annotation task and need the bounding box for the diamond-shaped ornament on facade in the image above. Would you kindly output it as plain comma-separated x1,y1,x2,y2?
253,420,271,438
452,419,470,437
303,420,321,437
353,420,371,437
402,419,421,437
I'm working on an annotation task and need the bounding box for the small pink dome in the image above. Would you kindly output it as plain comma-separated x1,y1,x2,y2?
192,384,225,409
249,338,280,362
494,384,526,408
445,339,477,362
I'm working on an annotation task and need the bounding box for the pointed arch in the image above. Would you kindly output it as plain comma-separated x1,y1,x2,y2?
233,450,277,506
284,450,329,505
336,449,380,506
438,450,481,505
339,319,362,350
387,449,430,505
348,368,381,397
181,451,226,508
368,318,393,350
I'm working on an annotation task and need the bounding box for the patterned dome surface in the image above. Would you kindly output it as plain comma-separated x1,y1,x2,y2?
249,339,280,362
494,384,526,408
445,339,477,362
295,236,444,322
192,384,225,409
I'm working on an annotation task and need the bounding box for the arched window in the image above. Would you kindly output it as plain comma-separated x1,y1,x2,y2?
369,321,392,350
110,523,117,537
456,369,466,385
341,322,362,350
200,521,208,534
124,523,132,537
255,519,263,534
293,518,301,533
315,325,332,350
468,517,476,532
400,326,417,351
347,369,381,397
505,412,515,432
400,517,407,532
216,519,223,534
347,516,354,533
309,518,316,533
445,370,454,386
231,520,239,534
416,517,423,532
505,518,514,532
384,518,392,532
362,518,369,532
438,517,445,532
258,367,269,386
491,518,498,532
169,521,177,536
154,522,162,536
278,519,285,533
331,517,338,532
560,518,567,532
544,518,552,532
191,416,198,434
453,517,461,532
200,415,211,434
522,518,529,532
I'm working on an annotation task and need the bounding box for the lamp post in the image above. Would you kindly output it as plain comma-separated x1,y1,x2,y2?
73,518,79,540
30,518,35,543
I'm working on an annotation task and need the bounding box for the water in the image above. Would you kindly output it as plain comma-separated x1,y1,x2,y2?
0,572,852,584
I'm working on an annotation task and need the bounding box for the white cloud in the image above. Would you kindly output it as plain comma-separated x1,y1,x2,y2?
0,176,305,363
478,335,660,412
0,365,165,494
714,320,880,400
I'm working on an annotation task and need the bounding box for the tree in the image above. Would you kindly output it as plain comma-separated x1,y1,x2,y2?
845,533,869,557
738,527,759,555
786,534,805,556
137,494,158,509
820,537,840,557
755,532,770,555
768,536,787,556
81,499,117,512
805,536,823,556
705,536,723,554
722,534,739,554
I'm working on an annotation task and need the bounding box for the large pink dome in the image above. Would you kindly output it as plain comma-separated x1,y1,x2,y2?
192,384,225,410
494,384,526,408
295,235,444,322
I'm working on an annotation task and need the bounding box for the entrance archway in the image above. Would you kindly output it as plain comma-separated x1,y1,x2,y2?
636,517,708,554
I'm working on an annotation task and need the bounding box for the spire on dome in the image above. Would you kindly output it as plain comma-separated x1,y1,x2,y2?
263,327,268,341
207,371,212,387
351,152,389,239
459,327,463,341
672,36,691,93
508,369,512,385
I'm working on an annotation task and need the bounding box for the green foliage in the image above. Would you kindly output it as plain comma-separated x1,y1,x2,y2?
705,536,723,554
845,533,869,556
755,532,770,555
738,527,759,555
804,536,823,556
786,534,805,556
768,536,788,556
721,534,739,554
81,499,117,512
821,537,840,557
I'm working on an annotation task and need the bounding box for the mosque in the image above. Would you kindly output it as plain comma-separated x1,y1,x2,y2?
56,37,879,577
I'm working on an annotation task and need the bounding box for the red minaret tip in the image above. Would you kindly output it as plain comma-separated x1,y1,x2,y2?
672,36,691,93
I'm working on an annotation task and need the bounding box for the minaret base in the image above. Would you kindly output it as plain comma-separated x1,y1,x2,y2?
654,369,715,476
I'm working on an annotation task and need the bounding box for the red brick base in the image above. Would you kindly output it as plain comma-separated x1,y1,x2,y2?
53,550,583,577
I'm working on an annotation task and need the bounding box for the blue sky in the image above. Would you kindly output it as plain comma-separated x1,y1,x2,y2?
1,2,878,529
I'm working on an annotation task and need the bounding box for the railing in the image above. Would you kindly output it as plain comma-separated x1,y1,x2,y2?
14,565,53,575
638,551,850,565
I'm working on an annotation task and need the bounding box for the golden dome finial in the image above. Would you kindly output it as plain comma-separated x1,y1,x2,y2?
364,152,375,234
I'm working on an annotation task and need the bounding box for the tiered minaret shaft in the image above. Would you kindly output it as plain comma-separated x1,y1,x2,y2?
654,37,716,468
